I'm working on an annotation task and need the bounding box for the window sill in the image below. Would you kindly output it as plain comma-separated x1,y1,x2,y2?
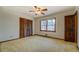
40,30,56,32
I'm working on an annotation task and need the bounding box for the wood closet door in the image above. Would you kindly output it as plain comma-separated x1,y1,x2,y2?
29,20,32,36
25,20,32,36
20,17,33,38
65,15,75,42
20,18,26,38
74,13,78,42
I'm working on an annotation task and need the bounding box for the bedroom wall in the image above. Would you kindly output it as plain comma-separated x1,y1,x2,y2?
74,7,79,48
0,12,4,40
72,7,79,48
0,7,34,42
34,10,74,39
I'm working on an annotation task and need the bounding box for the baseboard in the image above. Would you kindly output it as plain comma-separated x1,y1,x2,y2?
0,38,19,43
0,35,34,43
34,34,64,40
0,34,64,43
34,34,38,35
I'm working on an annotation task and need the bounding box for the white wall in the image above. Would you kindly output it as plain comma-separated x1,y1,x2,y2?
72,7,79,48
34,10,74,39
0,8,5,40
0,7,34,42
75,7,79,48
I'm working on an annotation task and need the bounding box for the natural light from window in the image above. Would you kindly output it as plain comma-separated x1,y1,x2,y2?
40,18,56,32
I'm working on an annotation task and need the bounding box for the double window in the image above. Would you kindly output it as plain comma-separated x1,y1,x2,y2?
40,18,56,32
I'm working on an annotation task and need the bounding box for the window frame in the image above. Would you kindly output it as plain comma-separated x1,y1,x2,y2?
40,18,56,32
40,20,47,31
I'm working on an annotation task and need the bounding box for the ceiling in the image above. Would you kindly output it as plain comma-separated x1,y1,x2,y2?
1,6,75,18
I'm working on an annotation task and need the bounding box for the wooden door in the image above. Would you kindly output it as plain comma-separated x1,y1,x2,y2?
20,17,26,38
19,17,32,38
65,15,75,42
74,12,78,42
29,20,32,35
25,20,32,36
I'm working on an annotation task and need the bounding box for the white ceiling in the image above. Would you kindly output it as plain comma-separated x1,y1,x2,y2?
1,6,75,18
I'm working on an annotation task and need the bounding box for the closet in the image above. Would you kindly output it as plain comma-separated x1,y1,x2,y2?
19,17,32,38
65,12,77,42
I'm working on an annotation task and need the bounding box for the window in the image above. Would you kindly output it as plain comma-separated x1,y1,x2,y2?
40,18,56,32
41,20,47,30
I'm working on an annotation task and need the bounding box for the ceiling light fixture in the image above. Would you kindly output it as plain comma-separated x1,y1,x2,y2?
29,6,48,15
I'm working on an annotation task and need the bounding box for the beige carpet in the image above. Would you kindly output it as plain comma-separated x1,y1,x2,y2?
0,36,79,52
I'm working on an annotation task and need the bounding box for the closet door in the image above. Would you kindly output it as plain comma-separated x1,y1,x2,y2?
20,17,33,38
65,15,75,42
26,20,30,36
20,17,26,38
29,20,32,35
26,20,32,36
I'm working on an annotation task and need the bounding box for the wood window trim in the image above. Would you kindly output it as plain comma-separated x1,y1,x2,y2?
40,18,56,32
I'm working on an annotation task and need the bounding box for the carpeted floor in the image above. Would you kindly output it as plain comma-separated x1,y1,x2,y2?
0,36,79,52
